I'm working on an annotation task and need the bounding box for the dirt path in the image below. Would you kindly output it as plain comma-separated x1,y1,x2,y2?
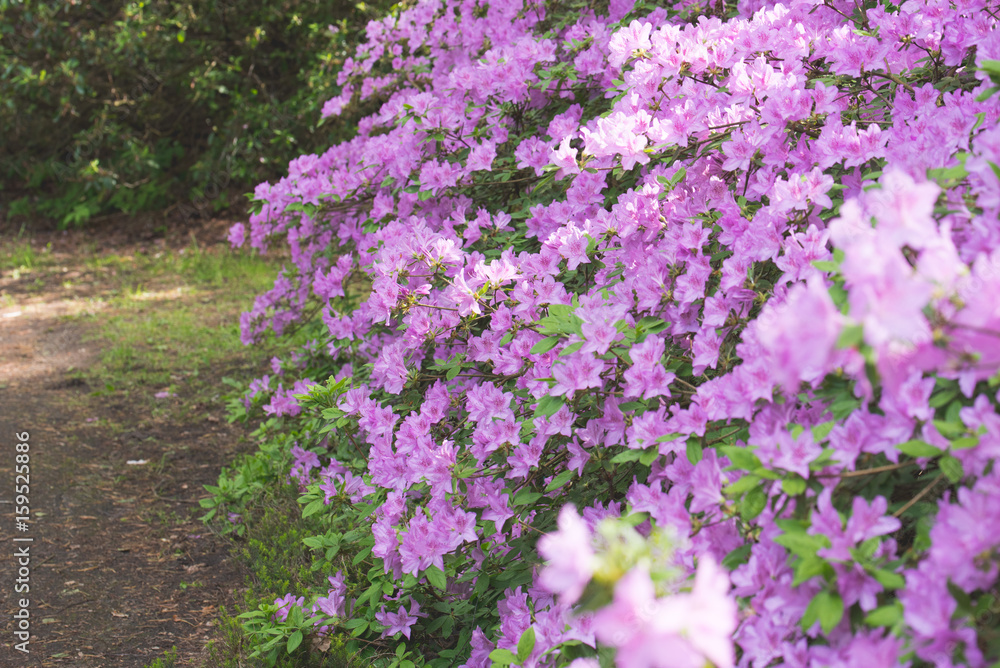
0,217,253,667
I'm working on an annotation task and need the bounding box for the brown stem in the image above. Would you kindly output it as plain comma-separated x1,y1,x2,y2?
815,461,919,479
893,474,944,518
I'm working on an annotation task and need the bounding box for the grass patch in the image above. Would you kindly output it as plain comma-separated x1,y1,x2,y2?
0,241,38,270
0,235,50,275
80,243,291,406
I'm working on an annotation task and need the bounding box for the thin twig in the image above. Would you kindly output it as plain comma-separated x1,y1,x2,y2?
893,474,944,518
816,461,918,479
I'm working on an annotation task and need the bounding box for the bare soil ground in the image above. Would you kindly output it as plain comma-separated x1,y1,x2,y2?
0,214,256,667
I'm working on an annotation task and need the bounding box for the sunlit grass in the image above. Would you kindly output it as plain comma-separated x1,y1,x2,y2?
0,239,46,272
81,244,292,407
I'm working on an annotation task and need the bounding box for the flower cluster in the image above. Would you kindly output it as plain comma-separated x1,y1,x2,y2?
225,0,1000,664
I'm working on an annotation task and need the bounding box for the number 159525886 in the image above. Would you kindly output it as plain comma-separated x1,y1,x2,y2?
14,431,30,531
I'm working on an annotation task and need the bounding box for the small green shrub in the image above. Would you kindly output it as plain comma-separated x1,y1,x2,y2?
144,647,178,668
202,420,372,667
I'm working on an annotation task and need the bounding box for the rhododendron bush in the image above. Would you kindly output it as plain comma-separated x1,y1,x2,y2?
213,0,1000,663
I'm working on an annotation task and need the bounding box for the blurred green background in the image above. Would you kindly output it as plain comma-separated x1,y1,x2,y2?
0,0,385,227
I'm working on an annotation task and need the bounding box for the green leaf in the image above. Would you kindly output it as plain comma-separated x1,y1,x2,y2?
929,389,959,408
723,474,761,496
620,511,648,527
286,630,303,654
803,590,844,634
793,555,830,586
635,317,669,334
951,435,979,450
352,545,373,565
811,421,835,441
358,579,382,606
639,447,659,466
720,445,761,470
513,490,543,506
686,438,703,465
530,336,561,354
976,85,1000,102
722,544,752,570
897,439,943,458
870,568,905,590
774,531,827,558
516,627,536,663
775,518,808,533
927,162,969,185
865,602,903,627
559,341,584,357
782,475,807,496
321,407,345,419
465,572,489,598
933,420,965,438
545,469,575,492
939,454,964,483
980,59,1000,76
835,324,863,349
302,499,326,518
534,395,564,418
829,397,861,420
752,465,782,481
948,579,974,616
611,449,642,463
489,648,517,666
741,485,768,521
425,565,447,591
812,260,840,273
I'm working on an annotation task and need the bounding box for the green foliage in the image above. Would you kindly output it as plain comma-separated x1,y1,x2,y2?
0,0,387,227
144,647,178,668
208,588,367,667
202,417,379,667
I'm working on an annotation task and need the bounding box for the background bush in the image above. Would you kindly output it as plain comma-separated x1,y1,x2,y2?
0,0,387,227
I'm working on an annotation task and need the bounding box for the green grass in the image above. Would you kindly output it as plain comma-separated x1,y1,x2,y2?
80,243,289,406
0,238,46,272
83,241,285,291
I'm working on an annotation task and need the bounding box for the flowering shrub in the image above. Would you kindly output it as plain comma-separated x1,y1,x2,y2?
216,0,1000,664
